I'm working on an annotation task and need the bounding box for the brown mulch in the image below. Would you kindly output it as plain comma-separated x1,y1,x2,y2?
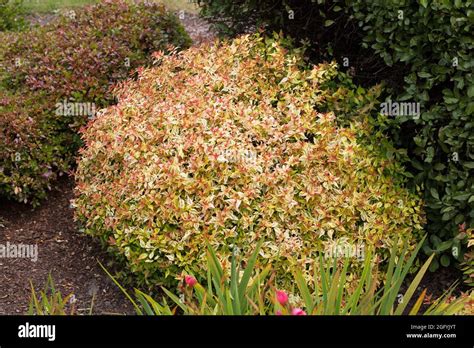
401,263,469,313
0,176,135,315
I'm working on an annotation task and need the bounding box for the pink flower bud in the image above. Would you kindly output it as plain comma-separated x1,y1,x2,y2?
291,308,306,316
276,290,288,306
184,275,197,287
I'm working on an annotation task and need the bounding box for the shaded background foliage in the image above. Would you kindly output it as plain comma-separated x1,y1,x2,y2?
197,0,408,88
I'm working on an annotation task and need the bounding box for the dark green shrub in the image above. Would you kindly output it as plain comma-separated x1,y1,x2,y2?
197,0,401,87
0,0,25,31
350,0,473,272
0,0,191,204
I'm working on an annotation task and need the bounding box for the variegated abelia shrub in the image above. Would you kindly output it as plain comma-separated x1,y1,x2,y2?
74,34,424,290
0,0,191,204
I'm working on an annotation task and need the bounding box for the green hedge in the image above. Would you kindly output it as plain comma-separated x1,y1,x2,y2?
351,0,473,272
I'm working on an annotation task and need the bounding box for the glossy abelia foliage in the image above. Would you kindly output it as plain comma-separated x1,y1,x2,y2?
74,34,424,289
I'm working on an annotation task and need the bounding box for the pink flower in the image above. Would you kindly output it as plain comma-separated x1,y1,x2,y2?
275,310,282,316
291,308,306,316
184,275,197,287
276,290,288,306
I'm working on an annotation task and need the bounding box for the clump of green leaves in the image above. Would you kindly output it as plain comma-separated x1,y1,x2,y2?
350,0,473,273
107,238,472,315
28,274,82,315
28,240,472,315
0,0,25,32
